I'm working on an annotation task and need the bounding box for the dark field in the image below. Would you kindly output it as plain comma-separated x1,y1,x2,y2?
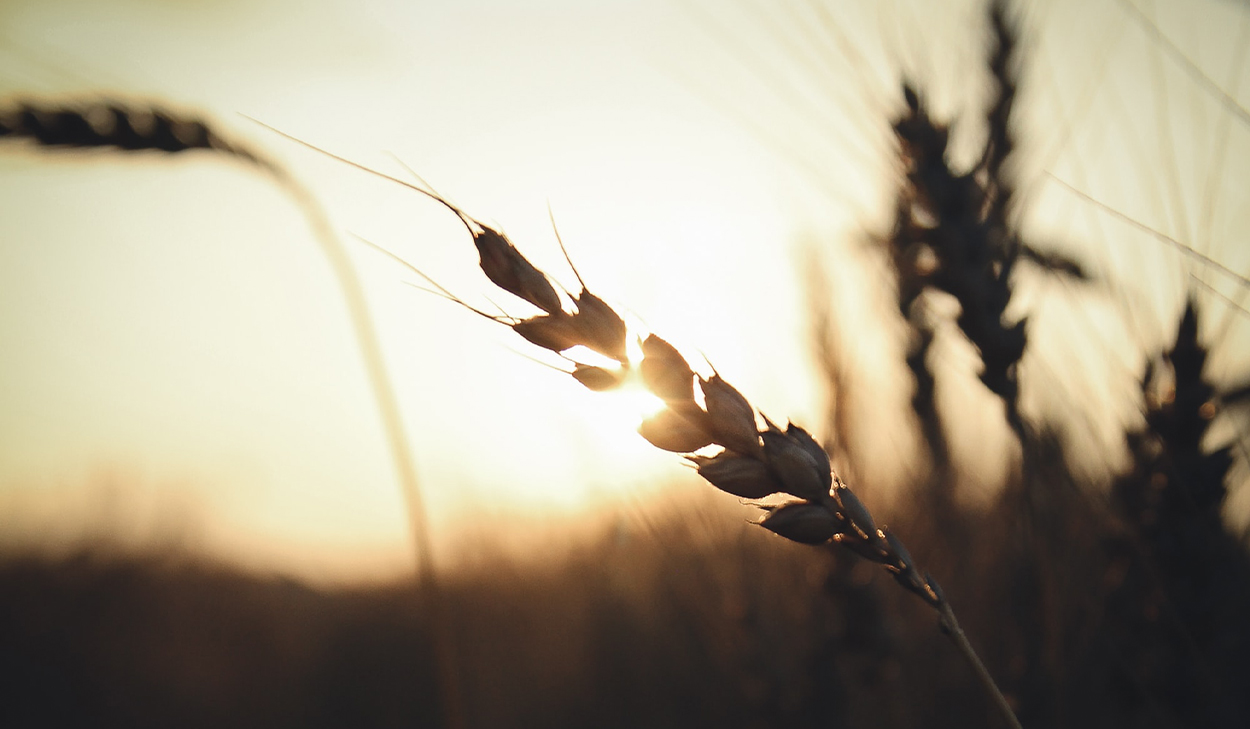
4,432,1250,729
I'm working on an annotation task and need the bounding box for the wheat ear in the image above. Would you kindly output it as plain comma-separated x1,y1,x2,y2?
308,140,1026,728
483,207,1023,728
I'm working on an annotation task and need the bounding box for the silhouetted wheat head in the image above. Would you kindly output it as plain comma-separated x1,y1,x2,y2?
294,122,1021,724
0,101,267,166
882,0,1086,448
1100,298,1250,725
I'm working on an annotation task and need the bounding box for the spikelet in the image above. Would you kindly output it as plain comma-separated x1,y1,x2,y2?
570,290,629,364
835,483,880,543
700,375,761,457
639,407,714,453
511,314,580,354
761,429,830,502
758,501,846,545
640,334,695,402
571,364,626,392
688,451,782,500
473,226,564,315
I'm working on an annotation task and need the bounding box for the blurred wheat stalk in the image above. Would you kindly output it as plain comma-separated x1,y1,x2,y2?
0,101,467,729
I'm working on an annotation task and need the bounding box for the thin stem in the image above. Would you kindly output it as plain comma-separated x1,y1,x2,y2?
937,599,1023,729
267,169,467,729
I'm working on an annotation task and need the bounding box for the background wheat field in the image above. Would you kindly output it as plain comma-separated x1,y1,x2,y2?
2,0,1249,727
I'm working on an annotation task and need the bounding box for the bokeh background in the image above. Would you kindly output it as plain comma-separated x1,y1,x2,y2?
1,0,1249,725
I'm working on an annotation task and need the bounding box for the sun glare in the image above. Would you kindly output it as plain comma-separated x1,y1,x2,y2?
606,373,669,426
559,343,668,430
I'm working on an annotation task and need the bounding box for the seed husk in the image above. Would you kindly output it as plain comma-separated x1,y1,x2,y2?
571,364,626,392
761,429,829,501
835,485,880,542
882,526,916,573
688,450,782,499
784,422,832,491
474,226,563,315
641,334,695,402
638,407,714,453
700,375,760,456
512,314,578,354
571,290,629,363
759,501,843,545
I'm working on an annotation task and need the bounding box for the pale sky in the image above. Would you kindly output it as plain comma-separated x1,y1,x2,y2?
1,0,1247,583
